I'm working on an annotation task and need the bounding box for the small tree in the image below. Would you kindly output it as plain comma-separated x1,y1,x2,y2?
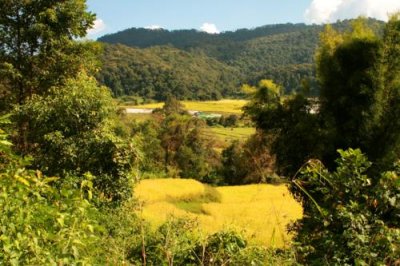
221,133,276,185
15,73,138,202
159,113,220,182
243,80,323,176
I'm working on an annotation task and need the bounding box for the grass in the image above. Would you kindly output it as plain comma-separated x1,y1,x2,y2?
208,127,255,143
126,99,248,114
135,178,302,248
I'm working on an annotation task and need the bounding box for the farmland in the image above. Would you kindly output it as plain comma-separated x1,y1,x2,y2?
135,178,303,248
209,127,255,143
126,99,248,114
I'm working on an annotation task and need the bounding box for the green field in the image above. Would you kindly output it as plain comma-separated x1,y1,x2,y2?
127,99,248,114
209,127,255,142
135,178,302,247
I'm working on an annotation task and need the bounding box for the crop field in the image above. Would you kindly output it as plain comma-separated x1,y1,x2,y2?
127,99,248,114
135,179,303,247
209,127,255,143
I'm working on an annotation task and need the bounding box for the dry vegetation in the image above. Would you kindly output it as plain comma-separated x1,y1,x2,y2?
127,99,248,114
135,178,302,247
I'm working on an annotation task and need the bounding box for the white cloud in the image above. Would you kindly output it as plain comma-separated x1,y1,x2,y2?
145,25,162,30
88,19,106,35
200,23,220,34
305,0,400,24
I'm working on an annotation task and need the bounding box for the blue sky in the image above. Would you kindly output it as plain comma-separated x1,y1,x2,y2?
87,0,400,38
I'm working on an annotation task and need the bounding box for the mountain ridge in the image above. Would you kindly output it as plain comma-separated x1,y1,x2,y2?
96,19,384,100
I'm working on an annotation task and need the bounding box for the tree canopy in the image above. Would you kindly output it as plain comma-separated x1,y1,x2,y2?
0,0,98,107
97,19,384,100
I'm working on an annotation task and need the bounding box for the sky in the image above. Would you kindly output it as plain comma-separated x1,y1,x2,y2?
87,0,400,38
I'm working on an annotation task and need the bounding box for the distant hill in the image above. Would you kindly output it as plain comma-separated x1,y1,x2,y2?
97,19,384,100
96,44,241,100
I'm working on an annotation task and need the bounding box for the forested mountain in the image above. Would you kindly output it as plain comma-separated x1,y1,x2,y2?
97,19,384,99
97,44,241,100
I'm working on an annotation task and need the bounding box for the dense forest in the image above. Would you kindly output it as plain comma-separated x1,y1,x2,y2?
98,19,384,99
96,44,241,100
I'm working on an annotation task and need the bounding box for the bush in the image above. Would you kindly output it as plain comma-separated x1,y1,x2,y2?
221,133,276,185
291,149,400,265
0,117,104,264
128,217,268,266
14,73,139,202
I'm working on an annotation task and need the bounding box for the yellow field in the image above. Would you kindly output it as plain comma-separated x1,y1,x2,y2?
209,127,255,143
135,179,302,248
128,99,248,114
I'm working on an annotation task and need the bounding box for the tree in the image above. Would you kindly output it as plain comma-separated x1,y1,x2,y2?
0,0,97,107
0,116,105,264
283,17,400,265
158,105,220,182
161,95,188,116
221,133,276,185
245,18,400,177
317,20,382,169
0,0,101,154
14,73,138,202
366,13,400,170
243,80,323,176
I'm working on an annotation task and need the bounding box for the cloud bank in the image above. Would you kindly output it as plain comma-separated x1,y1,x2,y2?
200,23,220,34
145,25,162,30
305,0,400,24
87,19,106,35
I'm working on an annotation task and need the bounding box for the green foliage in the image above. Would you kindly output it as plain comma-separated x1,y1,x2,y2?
96,44,241,100
159,113,220,182
98,19,384,98
131,119,166,175
160,95,188,116
0,119,103,264
221,133,276,185
367,13,400,170
244,80,323,176
246,17,400,177
14,73,138,202
316,20,382,169
128,218,268,266
314,16,400,172
292,149,400,265
0,0,98,106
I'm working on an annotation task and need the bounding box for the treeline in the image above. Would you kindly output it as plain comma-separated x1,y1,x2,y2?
97,44,241,100
97,19,384,99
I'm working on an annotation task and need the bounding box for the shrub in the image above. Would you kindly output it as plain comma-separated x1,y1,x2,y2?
291,149,400,265
14,73,139,202
0,116,103,264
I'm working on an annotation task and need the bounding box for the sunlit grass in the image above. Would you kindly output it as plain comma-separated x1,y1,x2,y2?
135,178,302,247
126,99,248,114
208,127,255,142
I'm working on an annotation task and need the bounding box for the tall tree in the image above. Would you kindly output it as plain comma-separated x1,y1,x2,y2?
0,0,97,107
317,20,382,168
367,13,400,170
243,80,323,176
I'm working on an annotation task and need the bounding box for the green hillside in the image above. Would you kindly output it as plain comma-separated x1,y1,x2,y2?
97,44,241,100
97,19,384,100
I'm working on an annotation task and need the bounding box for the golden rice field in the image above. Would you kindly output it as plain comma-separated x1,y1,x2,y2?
209,127,255,143
135,178,302,248
128,99,248,114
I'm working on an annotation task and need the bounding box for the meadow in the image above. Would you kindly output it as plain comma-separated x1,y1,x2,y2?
127,99,248,114
209,127,255,143
135,178,303,248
